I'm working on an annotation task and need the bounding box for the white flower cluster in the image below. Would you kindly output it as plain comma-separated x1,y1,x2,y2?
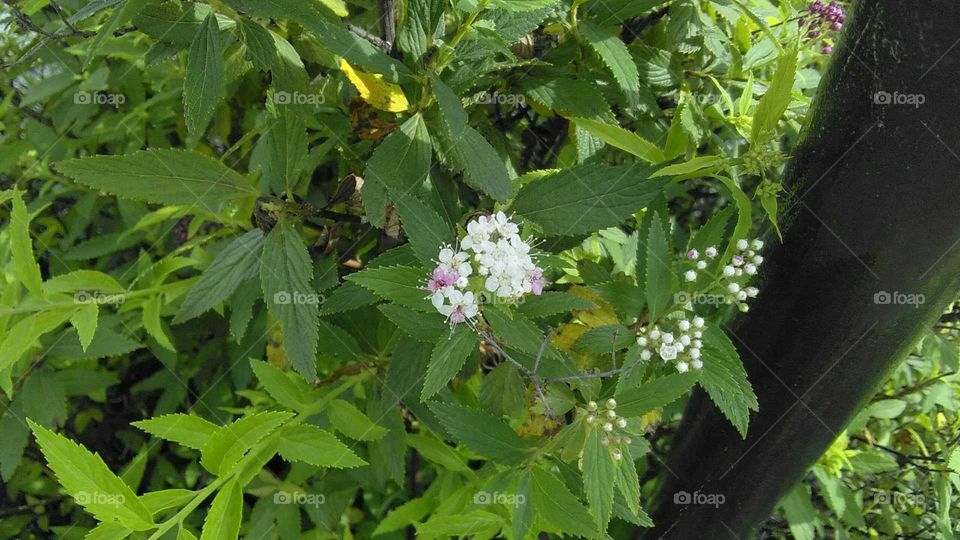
427,212,544,325
682,239,764,312
584,399,631,460
636,317,705,373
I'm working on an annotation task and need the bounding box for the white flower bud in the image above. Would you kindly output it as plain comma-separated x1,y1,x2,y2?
606,409,617,419
603,422,614,432
696,260,707,270
693,331,702,339
746,287,759,298
693,339,702,348
677,361,689,373
684,270,697,282
637,336,648,346
587,401,598,411
640,349,652,361
693,317,704,328
649,329,661,340
735,268,743,276
661,333,674,344
751,239,764,250
753,255,764,265
606,398,617,409
736,239,749,250
723,265,735,277
678,320,691,331
624,437,632,444
612,449,623,460
659,343,679,361
692,359,703,369
616,418,627,428
705,246,718,258
727,283,740,293
689,347,701,360
737,291,748,301
739,304,750,312
586,415,596,424
679,335,691,346
745,263,757,275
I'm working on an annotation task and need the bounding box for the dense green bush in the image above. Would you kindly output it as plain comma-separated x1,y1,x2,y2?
1,0,957,538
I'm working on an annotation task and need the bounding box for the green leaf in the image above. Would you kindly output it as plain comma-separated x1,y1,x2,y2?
175,230,265,323
85,0,145,67
327,399,389,441
0,309,76,385
653,155,725,178
484,306,545,356
263,109,309,193
141,489,197,515
431,75,467,141
489,0,557,11
9,191,43,295
28,420,154,531
378,304,447,343
511,164,662,236
529,467,597,537
751,43,798,144
429,402,531,464
394,194,452,266
615,372,697,417
579,21,642,111
443,126,513,202
277,424,366,468
239,18,276,70
518,291,598,319
56,150,255,209
199,479,242,540
249,359,308,411
699,326,758,437
479,363,527,418
200,411,293,475
568,117,665,163
184,14,225,134
713,175,752,263
521,77,611,118
345,265,432,311
614,445,642,516
398,0,443,60
372,497,433,536
422,326,479,400
132,414,220,450
583,428,617,531
366,114,431,194
644,216,674,321
261,221,320,381
69,304,99,353
43,270,124,295
416,511,504,537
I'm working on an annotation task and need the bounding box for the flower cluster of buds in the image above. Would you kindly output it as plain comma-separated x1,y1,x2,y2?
800,1,845,54
585,399,630,460
427,212,544,326
637,316,705,373
719,239,763,312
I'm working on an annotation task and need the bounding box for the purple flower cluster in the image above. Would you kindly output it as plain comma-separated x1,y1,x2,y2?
800,1,845,54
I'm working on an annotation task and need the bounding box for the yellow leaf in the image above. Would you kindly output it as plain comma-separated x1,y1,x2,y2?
317,0,348,17
552,323,588,352
340,59,409,113
567,286,618,327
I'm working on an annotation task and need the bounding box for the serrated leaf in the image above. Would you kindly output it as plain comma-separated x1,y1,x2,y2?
29,420,154,531
378,304,447,343
175,230,265,323
263,110,308,193
614,445,642,515
583,428,616,530
199,479,242,540
132,414,220,450
568,117,665,163
70,304,99,353
714,174,752,263
529,467,597,537
518,291,599,319
489,0,556,10
184,14,225,134
261,221,320,381
615,372,697,417
43,270,124,295
429,402,531,464
57,150,255,209
200,411,293,475
644,216,674,321
579,21,642,111
141,489,196,515
363,114,431,226
9,191,43,295
431,75,467,141
442,125,513,202
277,424,366,468
422,326,478,400
249,359,308,411
751,43,798,144
345,265,431,311
340,59,409,112
239,18,276,70
394,194,452,265
699,326,758,437
511,164,662,236
327,399,389,441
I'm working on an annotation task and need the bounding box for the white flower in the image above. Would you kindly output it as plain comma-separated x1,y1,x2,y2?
753,255,764,265
696,260,707,270
693,317,705,328
640,349,652,361
659,343,678,361
723,265,735,277
676,361,689,373
736,239,749,250
679,335,691,346
728,283,740,294
436,289,479,324
678,320,690,332
751,239,764,250
705,246,718,258
745,263,757,275
691,359,703,369
649,329,661,340
661,333,674,344
636,336,648,347
684,270,697,282
689,347,701,360
746,286,759,298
